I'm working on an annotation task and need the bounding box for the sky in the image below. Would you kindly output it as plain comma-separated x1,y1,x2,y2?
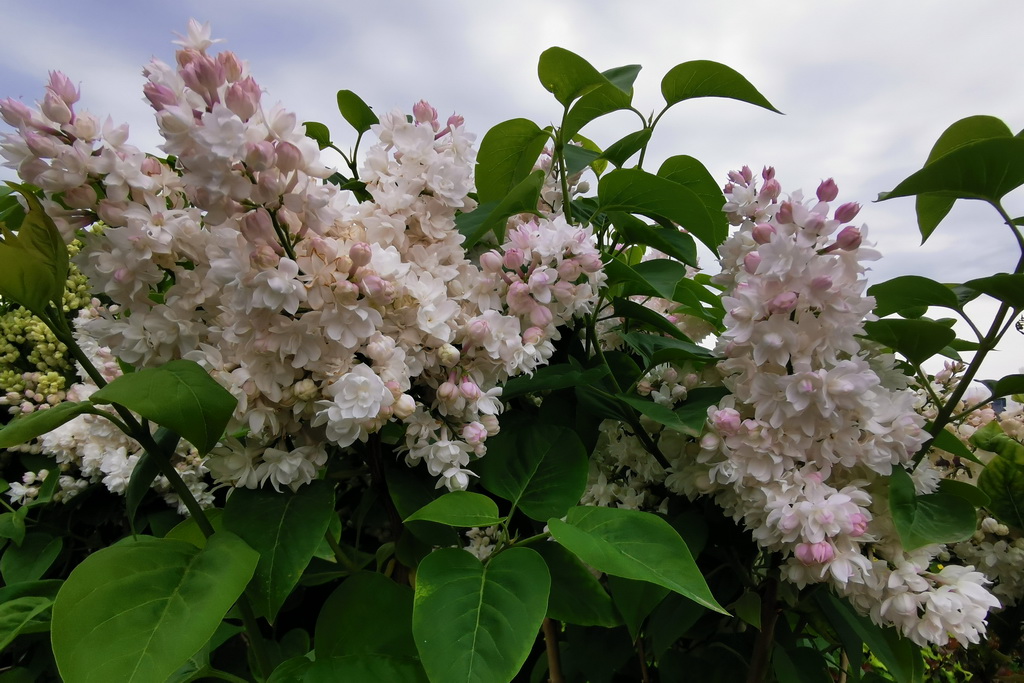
0,0,1021,384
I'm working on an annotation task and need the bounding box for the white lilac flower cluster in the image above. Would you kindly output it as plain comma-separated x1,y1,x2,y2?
0,20,604,495
670,166,999,646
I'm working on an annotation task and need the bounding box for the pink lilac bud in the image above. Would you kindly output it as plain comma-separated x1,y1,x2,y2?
636,380,652,396
776,201,794,224
463,422,488,445
759,178,781,201
348,242,372,268
522,326,544,346
506,281,533,313
480,414,500,436
141,157,163,176
438,344,461,367
459,379,482,400
816,178,839,202
360,274,392,303
578,252,603,273
23,131,59,158
437,381,459,402
529,304,554,327
47,71,80,105
143,82,179,112
41,91,72,125
250,244,280,269
699,433,720,451
848,513,869,537
712,408,742,435
97,200,128,225
752,223,776,244
245,140,276,170
762,166,775,181
225,77,260,121
479,250,503,273
835,225,862,250
275,141,303,173
241,208,279,248
503,248,525,270
834,201,861,224
743,252,761,274
683,373,699,390
62,184,98,209
413,100,438,126
662,367,679,383
811,275,832,291
393,394,416,419
217,51,244,82
768,291,799,315
795,541,835,565
0,98,34,128
447,113,464,129
467,319,490,342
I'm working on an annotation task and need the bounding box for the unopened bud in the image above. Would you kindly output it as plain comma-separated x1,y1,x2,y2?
245,140,276,171
743,252,761,274
41,90,72,125
480,414,500,436
447,113,464,129
759,178,781,201
438,344,461,367
834,201,861,224
522,326,544,346
393,394,416,419
751,223,776,244
529,305,553,327
413,100,438,126
803,214,826,234
835,225,862,250
63,184,98,209
225,77,260,121
816,178,838,202
776,201,794,224
503,248,524,270
274,141,303,173
479,250,503,273
349,242,372,268
768,291,799,315
217,51,245,82
47,71,80,105
459,379,482,400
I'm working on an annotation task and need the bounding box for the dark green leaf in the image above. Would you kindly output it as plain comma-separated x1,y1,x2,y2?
126,428,179,532
612,298,687,340
604,257,687,300
661,60,780,113
656,155,729,238
476,119,550,204
0,512,26,546
532,542,621,627
978,455,1024,531
501,363,610,400
538,47,622,107
648,592,705,659
607,576,669,641
315,571,418,659
457,170,544,248
621,331,715,366
0,401,97,449
963,273,1024,309
889,467,977,551
773,645,833,683
602,64,642,93
982,374,1024,400
868,276,962,317
165,508,225,549
223,480,336,622
937,479,990,508
89,359,236,455
598,169,723,254
476,414,588,521
403,491,503,527
336,90,378,134
548,506,726,613
0,597,51,651
302,121,332,150
930,427,983,466
970,420,1024,462
563,83,633,141
563,144,602,177
413,547,550,683
618,395,702,437
862,319,955,365
269,654,428,683
599,129,651,168
881,137,1024,205
673,387,731,435
609,211,698,267
0,533,61,583
51,533,258,683
0,184,68,316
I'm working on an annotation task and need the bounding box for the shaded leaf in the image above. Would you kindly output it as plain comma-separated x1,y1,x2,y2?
981,374,1024,400
889,468,977,551
930,427,984,466
963,273,1024,309
336,90,378,134
0,597,51,651
0,533,61,584
538,47,621,107
563,82,633,141
656,155,728,239
90,359,236,455
501,363,610,400
600,129,651,168
302,121,332,150
609,211,698,267
532,542,621,628
0,401,98,449
868,276,962,317
0,184,68,316
621,331,715,366
978,455,1024,531
862,319,955,365
607,576,669,641
269,654,428,683
457,170,544,248
403,491,503,527
612,297,688,340
476,119,550,204
315,571,418,659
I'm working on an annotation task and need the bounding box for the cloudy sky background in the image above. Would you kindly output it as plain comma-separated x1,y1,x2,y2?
1,0,1021,383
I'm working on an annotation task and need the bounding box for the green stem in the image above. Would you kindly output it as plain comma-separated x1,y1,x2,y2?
197,668,252,683
236,598,272,681
745,572,779,683
269,210,297,262
511,531,550,547
325,529,358,571
555,107,574,225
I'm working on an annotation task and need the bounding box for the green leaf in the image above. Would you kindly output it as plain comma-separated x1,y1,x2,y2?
302,121,332,150
315,571,419,659
889,467,977,551
607,576,669,641
269,654,428,683
538,47,622,107
500,363,610,400
476,414,588,521
126,428,179,532
612,298,687,340
165,508,225,549
0,184,68,316
881,137,1024,205
930,427,983,466
532,542,621,627
915,116,1013,239
609,211,698,267
598,169,723,254
814,591,923,683
89,359,237,455
963,273,1024,309
0,512,26,546
618,395,702,437
661,60,780,113
621,331,715,366
457,169,544,248
982,374,1024,400
862,318,955,365
0,597,51,651
599,129,651,168
413,547,550,683
51,532,258,683
937,479,990,508
648,591,705,659
656,155,729,237
563,82,633,141
604,257,688,301
403,491,503,527
1,532,61,584
970,420,1024,461
773,645,833,683
563,143,602,177
0,401,97,449
476,119,550,204
978,455,1024,531
223,480,336,622
548,506,725,613
336,90,378,134
868,276,962,317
